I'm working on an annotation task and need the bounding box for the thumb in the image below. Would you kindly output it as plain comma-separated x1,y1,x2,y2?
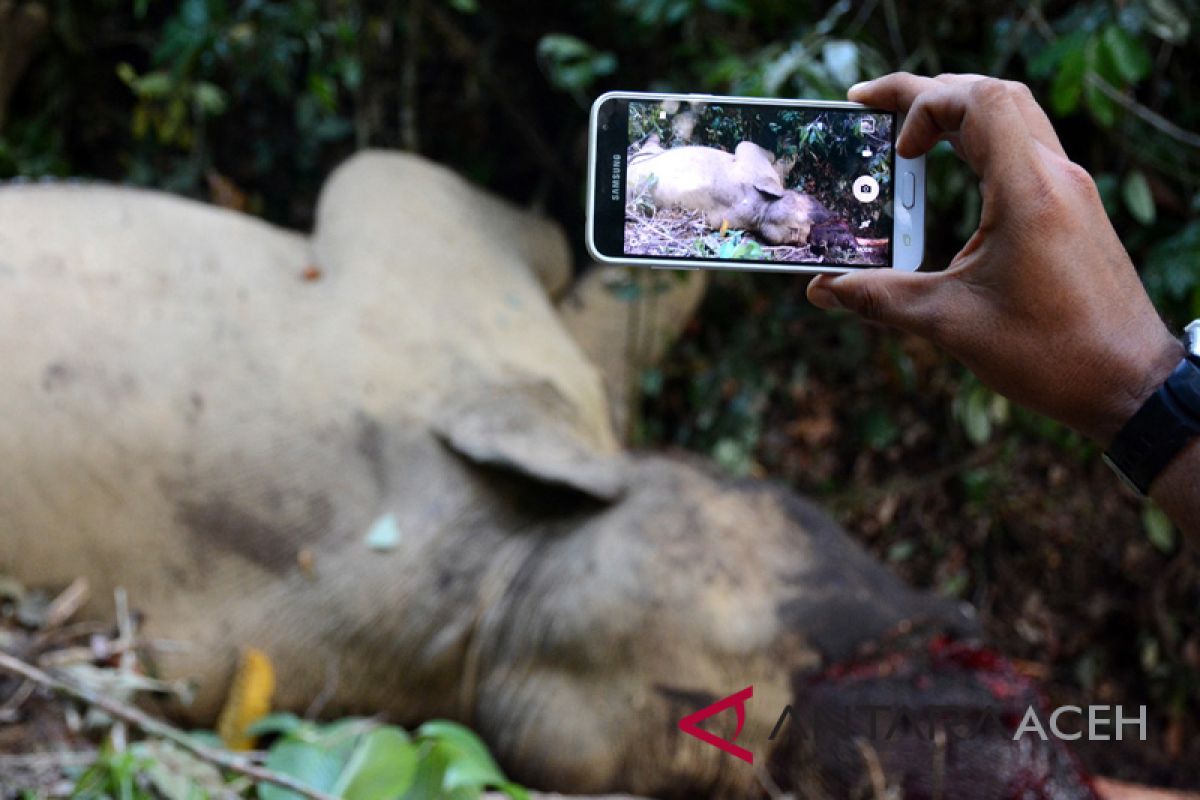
807,270,955,339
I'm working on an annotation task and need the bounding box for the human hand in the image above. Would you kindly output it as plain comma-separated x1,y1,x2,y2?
807,73,1183,443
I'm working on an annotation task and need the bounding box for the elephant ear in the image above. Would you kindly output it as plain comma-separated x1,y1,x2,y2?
431,381,626,503
753,177,785,198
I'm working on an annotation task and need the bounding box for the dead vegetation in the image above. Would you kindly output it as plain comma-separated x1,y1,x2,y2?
622,199,885,266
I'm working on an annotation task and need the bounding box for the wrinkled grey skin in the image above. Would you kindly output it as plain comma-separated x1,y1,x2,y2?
0,152,966,798
626,140,834,246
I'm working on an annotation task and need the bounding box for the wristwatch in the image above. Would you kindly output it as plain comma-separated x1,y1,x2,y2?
1104,320,1200,496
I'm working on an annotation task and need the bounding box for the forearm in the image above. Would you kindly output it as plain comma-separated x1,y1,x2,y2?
1149,438,1200,541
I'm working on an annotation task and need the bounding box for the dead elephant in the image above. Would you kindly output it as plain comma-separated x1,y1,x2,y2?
0,153,1095,799
626,140,834,246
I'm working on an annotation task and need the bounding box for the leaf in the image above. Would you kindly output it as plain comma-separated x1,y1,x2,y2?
1122,170,1156,225
260,740,347,800
1142,505,1176,554
536,34,617,93
133,71,173,100
1100,25,1152,83
194,82,228,116
1050,43,1086,115
887,540,916,563
1143,0,1190,44
332,727,418,800
958,386,992,446
217,647,276,751
416,721,507,791
400,741,449,800
1143,220,1200,304
1083,39,1118,127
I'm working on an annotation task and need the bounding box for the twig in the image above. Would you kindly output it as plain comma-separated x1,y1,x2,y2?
1086,73,1200,150
0,650,339,800
43,577,89,630
0,750,99,769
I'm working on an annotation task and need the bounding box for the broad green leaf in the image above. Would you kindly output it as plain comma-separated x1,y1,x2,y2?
400,741,449,800
415,720,510,792
415,722,501,780
260,740,347,800
332,727,418,800
1082,38,1118,127
1142,505,1176,553
1122,170,1156,225
1050,44,1085,115
1100,25,1152,83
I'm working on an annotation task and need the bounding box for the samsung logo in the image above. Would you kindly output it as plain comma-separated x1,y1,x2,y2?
610,154,621,201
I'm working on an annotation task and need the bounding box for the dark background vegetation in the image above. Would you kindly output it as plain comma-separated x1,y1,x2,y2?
3,0,1199,788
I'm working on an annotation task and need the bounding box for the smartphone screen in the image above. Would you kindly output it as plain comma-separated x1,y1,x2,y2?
590,96,898,269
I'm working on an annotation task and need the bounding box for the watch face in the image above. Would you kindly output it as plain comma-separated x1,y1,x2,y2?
1186,320,1200,362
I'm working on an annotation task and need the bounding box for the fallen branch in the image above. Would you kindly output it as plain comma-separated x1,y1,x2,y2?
1086,73,1200,150
0,649,337,800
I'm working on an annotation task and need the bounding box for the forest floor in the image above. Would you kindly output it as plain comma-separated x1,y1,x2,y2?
640,271,1200,789
623,204,889,266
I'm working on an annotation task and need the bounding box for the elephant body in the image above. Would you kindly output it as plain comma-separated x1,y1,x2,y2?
0,153,1095,798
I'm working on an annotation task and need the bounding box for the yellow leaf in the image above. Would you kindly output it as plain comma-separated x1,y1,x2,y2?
217,647,275,751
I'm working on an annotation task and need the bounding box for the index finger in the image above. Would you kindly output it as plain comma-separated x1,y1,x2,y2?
850,72,1043,194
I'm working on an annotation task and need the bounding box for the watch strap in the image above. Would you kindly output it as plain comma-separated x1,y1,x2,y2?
1104,358,1200,496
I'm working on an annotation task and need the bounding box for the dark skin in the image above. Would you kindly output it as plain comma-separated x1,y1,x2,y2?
806,73,1198,538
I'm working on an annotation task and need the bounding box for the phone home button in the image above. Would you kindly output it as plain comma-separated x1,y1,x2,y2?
901,171,916,209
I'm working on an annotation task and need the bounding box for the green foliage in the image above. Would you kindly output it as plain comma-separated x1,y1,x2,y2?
537,35,616,101
255,714,523,800
953,378,1010,447
72,745,157,800
1142,503,1176,553
693,228,766,260
253,716,525,800
67,717,523,800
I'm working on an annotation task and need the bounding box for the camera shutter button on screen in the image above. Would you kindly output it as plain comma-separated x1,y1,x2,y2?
902,171,916,209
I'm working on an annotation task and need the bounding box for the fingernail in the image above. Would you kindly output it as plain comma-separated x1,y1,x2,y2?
807,282,843,310
848,81,869,94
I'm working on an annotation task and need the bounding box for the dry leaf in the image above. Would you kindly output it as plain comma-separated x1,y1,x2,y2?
217,646,276,751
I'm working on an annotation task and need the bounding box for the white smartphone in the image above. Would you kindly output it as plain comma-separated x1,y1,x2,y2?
586,91,924,273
